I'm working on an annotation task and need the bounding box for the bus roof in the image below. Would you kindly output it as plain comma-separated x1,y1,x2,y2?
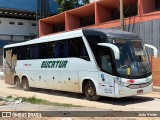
83,29,140,39
4,29,83,48
4,28,140,48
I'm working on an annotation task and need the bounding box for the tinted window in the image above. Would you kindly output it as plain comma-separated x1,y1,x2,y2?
54,40,68,58
68,37,89,61
100,48,113,74
39,43,49,59
4,37,89,60
86,36,108,63
30,44,39,59
17,46,28,60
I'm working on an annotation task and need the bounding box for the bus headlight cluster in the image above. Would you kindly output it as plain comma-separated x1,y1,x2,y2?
114,77,122,84
115,77,130,87
120,82,130,87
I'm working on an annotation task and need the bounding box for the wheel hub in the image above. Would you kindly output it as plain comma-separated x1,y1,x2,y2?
87,87,94,96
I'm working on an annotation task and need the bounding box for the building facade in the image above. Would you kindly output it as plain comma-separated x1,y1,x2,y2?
0,8,37,66
0,0,59,66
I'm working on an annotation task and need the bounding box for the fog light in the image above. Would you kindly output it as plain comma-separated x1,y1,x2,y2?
119,91,123,94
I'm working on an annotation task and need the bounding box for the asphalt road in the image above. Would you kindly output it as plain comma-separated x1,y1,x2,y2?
0,79,160,111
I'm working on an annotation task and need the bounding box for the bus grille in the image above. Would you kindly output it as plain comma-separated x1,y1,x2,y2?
127,81,152,89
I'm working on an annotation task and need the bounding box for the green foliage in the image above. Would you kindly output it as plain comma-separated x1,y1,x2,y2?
55,0,89,12
14,96,80,107
55,0,75,12
83,0,89,4
6,95,13,99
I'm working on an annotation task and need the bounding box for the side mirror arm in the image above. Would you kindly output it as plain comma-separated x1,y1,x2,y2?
145,44,158,58
98,43,120,60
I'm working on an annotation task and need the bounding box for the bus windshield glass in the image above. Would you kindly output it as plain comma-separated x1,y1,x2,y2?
113,39,151,76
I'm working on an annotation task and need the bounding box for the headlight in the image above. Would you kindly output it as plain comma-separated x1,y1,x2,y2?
120,82,130,87
115,77,130,87
115,77,122,84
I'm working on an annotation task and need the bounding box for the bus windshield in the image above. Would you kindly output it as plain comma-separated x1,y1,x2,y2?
113,39,151,76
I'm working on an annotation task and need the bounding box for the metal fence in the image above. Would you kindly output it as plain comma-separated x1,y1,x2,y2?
112,19,160,56
125,19,160,56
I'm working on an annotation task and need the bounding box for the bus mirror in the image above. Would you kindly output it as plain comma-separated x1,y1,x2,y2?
145,44,158,58
98,43,120,60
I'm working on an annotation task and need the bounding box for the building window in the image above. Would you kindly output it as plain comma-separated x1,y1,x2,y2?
53,23,65,33
111,4,137,20
156,0,160,10
9,21,15,25
80,15,95,27
31,23,36,26
18,22,23,25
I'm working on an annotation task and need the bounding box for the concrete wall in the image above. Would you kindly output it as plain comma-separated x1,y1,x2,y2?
151,57,160,86
0,17,36,36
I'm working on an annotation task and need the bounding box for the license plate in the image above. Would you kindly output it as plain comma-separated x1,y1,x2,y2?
137,90,143,94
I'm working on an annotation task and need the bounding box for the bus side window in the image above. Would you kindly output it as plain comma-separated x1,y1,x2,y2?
54,40,68,58
17,47,23,60
47,42,54,58
34,44,39,59
100,49,113,74
39,43,51,59
68,37,90,61
30,45,34,59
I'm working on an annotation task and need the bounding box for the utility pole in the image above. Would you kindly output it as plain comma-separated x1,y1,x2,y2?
120,0,124,31
36,0,38,37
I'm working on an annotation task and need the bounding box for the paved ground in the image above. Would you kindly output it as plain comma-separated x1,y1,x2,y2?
0,80,160,111
0,79,160,120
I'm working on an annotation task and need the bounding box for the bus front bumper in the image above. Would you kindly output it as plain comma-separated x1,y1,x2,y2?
115,82,153,98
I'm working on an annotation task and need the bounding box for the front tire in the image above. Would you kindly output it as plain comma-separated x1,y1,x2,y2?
84,81,100,101
22,77,30,91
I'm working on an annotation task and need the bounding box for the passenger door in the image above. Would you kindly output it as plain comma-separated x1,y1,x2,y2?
99,48,115,97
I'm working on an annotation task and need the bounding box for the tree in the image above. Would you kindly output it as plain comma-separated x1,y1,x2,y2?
55,0,75,12
83,0,89,4
55,0,89,13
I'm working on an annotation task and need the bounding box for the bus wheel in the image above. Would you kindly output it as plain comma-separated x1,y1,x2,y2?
84,81,100,101
22,77,30,91
15,77,21,89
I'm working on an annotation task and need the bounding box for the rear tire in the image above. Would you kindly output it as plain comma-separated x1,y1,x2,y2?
15,77,21,89
84,81,100,101
22,77,30,91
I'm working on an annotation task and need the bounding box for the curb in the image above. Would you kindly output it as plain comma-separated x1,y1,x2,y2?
153,86,160,92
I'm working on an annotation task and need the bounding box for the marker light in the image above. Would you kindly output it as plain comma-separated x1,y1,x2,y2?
127,79,135,84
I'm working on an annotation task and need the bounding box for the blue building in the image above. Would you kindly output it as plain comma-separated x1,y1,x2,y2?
0,0,58,15
0,0,58,66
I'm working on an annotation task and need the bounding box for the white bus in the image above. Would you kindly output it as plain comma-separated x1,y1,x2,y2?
3,28,158,100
